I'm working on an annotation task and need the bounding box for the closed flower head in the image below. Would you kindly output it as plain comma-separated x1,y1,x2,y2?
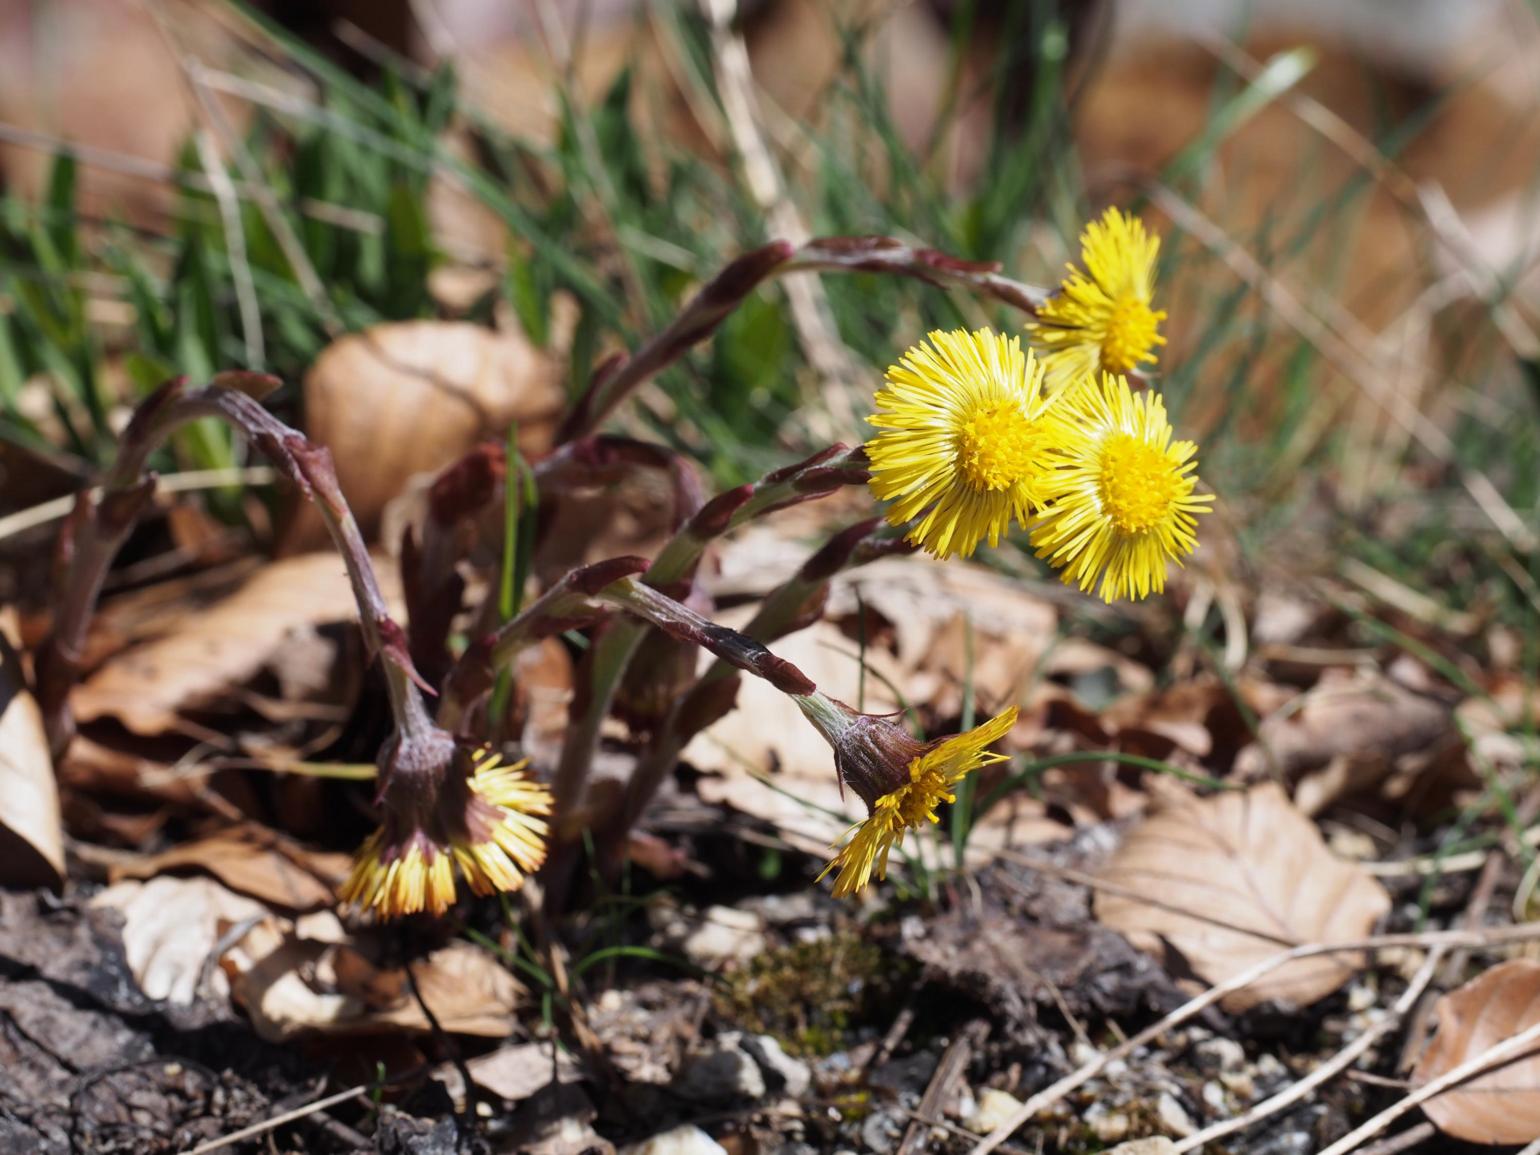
866,329,1058,559
341,746,552,918
1031,372,1212,603
1028,208,1166,391
820,707,1018,898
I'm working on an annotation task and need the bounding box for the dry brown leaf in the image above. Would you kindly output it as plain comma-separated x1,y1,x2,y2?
225,915,522,1042
0,609,63,889
1233,670,1455,798
467,1042,584,1102
287,320,563,550
108,823,350,912
73,552,401,736
1414,959,1540,1144
92,875,269,1005
1095,783,1391,1011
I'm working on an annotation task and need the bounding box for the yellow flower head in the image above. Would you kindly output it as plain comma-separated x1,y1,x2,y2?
341,749,552,918
821,707,1018,898
1031,373,1213,603
866,329,1058,559
1028,208,1166,391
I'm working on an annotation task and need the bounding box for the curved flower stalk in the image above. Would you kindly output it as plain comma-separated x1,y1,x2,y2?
573,575,1016,899
1027,207,1167,392
34,376,556,921
1031,372,1213,602
866,329,1062,560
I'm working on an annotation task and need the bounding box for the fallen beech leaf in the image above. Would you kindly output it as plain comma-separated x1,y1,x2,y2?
92,875,269,1005
467,1042,584,1102
0,610,63,889
288,320,563,549
1415,959,1540,1144
825,554,1058,709
225,917,522,1042
73,553,401,736
1095,783,1390,1011
108,823,350,912
1233,671,1455,806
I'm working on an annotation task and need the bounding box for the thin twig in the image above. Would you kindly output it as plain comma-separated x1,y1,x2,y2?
701,0,865,438
192,127,265,369
184,1084,367,1155
1314,1018,1540,1155
1354,1123,1435,1155
0,465,277,542
965,923,1540,1155
1172,947,1445,1152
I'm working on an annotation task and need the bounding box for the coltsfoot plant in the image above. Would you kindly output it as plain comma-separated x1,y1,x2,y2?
43,215,1210,915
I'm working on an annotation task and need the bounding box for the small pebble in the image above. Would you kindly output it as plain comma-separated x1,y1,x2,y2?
1220,1069,1256,1100
966,1088,1023,1134
741,1034,811,1097
1156,1092,1195,1137
681,906,766,967
622,1125,727,1155
1085,1103,1131,1142
1105,1141,1178,1155
1347,984,1377,1013
1193,1037,1245,1074
674,1040,765,1102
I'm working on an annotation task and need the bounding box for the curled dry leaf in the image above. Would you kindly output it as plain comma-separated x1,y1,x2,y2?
1233,670,1458,815
466,1041,584,1102
224,915,522,1042
287,320,563,549
73,552,402,737
1414,959,1540,1144
1094,783,1391,1011
107,823,350,912
0,609,63,889
92,875,269,1006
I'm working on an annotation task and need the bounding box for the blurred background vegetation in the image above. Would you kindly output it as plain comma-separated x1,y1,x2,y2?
1,0,1538,644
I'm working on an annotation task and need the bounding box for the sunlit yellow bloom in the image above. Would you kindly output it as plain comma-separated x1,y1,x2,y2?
1031,373,1212,603
821,707,1018,898
1028,208,1166,391
866,329,1059,559
341,750,552,918
452,753,552,898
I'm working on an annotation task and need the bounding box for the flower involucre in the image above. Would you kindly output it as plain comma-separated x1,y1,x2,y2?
822,707,1018,898
1028,207,1166,391
341,749,552,918
1031,373,1212,603
866,329,1058,559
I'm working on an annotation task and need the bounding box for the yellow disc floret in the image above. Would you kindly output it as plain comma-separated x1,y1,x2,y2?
866,329,1060,559
1031,373,1212,603
1028,207,1167,391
